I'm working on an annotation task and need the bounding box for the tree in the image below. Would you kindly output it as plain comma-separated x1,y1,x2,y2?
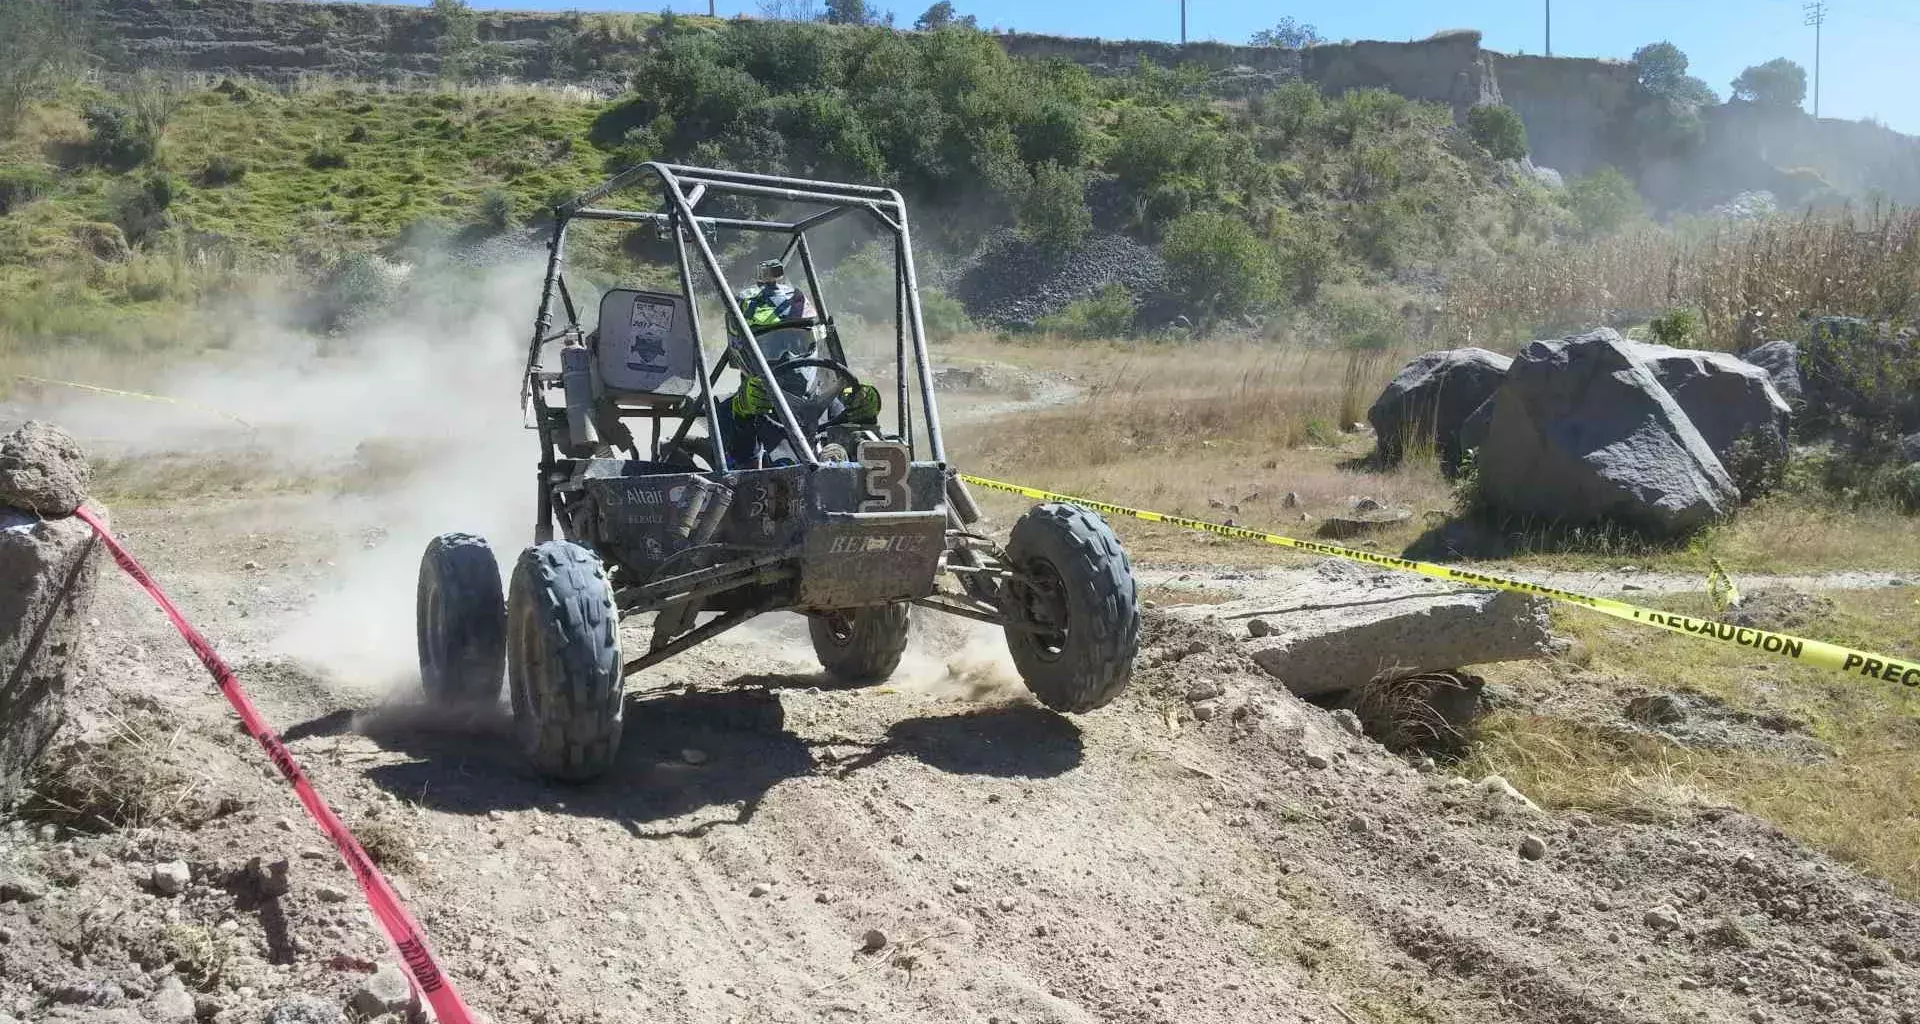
1466,103,1528,161
1161,211,1280,323
1732,58,1808,112
1020,162,1091,253
823,0,889,26
757,0,824,19
1250,17,1321,48
1564,166,1644,238
914,1,975,31
430,0,480,81
0,0,87,136
1631,41,1716,107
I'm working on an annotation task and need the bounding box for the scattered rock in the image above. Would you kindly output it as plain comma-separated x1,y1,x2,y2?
681,748,709,766
1184,680,1225,703
0,873,48,903
1644,905,1682,932
860,929,887,953
316,885,350,903
951,878,975,894
1,484,104,807
996,896,1019,913
0,421,91,515
1469,329,1737,538
1519,835,1548,860
1368,348,1513,471
151,861,191,895
249,856,292,898
149,977,196,1022
264,997,347,1024
1191,700,1219,722
51,981,124,1007
350,965,413,1018
1281,492,1300,508
748,882,772,898
1303,752,1332,770
1626,694,1687,726
1329,709,1365,737
1316,504,1414,539
1353,496,1383,512
1476,775,1541,814
1246,618,1273,638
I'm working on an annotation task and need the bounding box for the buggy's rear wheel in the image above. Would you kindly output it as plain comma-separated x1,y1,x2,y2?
416,533,506,705
1003,503,1140,712
809,604,912,683
506,541,624,781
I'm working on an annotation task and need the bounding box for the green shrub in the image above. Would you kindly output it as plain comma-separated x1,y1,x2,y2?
104,173,176,247
315,252,408,331
199,154,246,187
1565,167,1644,238
1020,162,1091,254
1466,104,1528,161
1318,285,1402,351
1161,211,1280,323
919,287,973,341
1648,307,1701,347
479,189,516,232
1036,283,1136,339
0,166,53,214
1888,463,1920,513
305,139,350,170
83,102,159,170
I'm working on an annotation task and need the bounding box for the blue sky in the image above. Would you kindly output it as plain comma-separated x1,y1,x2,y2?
465,0,1920,134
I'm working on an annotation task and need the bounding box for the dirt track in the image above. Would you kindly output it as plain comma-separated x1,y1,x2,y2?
2,485,1917,1024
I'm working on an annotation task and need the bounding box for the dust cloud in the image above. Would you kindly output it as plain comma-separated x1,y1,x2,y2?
9,255,545,690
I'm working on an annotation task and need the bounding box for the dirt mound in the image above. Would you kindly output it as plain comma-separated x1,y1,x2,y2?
1722,588,1840,634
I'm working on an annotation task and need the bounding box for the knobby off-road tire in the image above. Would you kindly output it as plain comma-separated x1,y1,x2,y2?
809,604,912,683
415,533,506,705
506,541,624,782
1004,503,1140,713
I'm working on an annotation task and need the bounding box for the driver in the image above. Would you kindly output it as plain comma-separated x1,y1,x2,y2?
716,259,881,468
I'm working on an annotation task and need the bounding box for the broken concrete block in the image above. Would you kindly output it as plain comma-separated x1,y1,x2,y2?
1176,560,1553,697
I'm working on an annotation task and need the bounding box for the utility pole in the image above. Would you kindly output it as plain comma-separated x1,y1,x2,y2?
1804,1,1827,117
1545,0,1552,56
1179,0,1187,44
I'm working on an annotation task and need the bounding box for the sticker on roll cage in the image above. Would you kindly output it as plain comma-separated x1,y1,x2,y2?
857,442,911,512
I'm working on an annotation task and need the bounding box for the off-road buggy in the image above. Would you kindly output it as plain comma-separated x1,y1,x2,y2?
414,164,1141,781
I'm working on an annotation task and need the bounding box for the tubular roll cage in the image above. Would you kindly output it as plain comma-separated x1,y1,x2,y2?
521,163,949,542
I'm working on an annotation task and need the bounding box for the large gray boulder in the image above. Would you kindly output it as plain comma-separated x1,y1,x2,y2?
1743,339,1804,408
1629,342,1792,494
1368,347,1511,472
1474,329,1739,538
0,422,101,808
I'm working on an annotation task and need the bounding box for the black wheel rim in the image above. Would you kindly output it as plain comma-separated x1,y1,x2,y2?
1019,560,1070,661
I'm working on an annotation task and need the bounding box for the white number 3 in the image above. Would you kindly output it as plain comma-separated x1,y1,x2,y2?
857,442,911,512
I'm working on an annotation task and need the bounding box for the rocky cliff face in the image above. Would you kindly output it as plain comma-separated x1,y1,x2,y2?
79,0,1920,210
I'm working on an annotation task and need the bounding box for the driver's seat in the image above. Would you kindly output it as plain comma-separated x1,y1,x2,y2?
593,288,700,406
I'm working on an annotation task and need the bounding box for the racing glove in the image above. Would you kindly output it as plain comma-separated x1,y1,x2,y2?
731,374,772,417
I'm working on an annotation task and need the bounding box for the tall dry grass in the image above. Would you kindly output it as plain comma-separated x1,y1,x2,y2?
1445,204,1920,350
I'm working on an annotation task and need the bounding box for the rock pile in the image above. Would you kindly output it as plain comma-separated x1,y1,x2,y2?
951,230,1168,329
0,421,102,807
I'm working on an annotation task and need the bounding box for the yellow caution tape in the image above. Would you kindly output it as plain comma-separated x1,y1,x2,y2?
11,375,254,428
1707,558,1742,614
959,474,1920,690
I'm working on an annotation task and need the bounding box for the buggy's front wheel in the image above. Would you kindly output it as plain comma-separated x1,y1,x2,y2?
809,604,912,684
507,541,625,781
1002,503,1141,713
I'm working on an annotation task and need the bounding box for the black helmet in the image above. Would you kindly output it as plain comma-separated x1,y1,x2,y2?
757,258,786,283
